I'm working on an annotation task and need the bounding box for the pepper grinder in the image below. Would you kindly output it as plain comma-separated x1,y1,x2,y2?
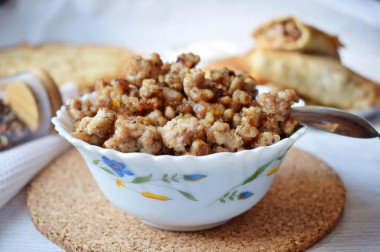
0,69,63,150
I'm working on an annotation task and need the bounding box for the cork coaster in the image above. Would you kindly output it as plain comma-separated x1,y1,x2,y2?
27,148,345,252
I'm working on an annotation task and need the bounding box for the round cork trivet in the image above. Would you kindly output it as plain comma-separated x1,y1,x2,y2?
27,148,345,252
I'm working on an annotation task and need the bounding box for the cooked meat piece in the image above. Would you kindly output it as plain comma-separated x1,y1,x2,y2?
146,110,167,127
258,89,298,115
126,53,163,86
188,139,209,156
235,123,259,143
72,107,116,146
103,115,146,152
183,69,214,102
159,114,204,153
139,79,162,98
254,132,281,148
164,106,176,120
138,126,162,154
66,98,96,121
207,122,243,151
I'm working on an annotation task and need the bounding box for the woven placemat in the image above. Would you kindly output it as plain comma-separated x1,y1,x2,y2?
27,148,345,252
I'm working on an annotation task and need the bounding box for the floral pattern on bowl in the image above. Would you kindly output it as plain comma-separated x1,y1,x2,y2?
93,154,283,206
210,155,283,206
93,156,207,201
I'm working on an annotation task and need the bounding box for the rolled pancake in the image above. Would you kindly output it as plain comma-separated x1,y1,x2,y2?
253,16,343,59
248,49,380,110
203,55,249,73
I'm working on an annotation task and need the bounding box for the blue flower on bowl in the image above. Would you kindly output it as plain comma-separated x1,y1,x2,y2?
101,156,134,177
183,174,207,182
238,191,254,200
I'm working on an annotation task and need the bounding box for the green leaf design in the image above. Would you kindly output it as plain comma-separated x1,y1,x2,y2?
223,192,230,197
242,158,274,185
131,174,152,184
171,178,179,183
162,178,170,183
231,190,238,197
229,196,234,201
177,190,197,201
277,155,284,160
93,160,100,165
100,167,117,176
163,174,168,178
219,198,226,203
172,173,177,179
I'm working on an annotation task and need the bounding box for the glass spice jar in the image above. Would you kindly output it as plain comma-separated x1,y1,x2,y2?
0,70,63,151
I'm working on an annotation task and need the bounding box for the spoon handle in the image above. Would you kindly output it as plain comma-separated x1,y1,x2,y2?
292,106,380,138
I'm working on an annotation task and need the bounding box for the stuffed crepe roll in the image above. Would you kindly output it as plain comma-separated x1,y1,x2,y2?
253,16,343,59
248,49,380,110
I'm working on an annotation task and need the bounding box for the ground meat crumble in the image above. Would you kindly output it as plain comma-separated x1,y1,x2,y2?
67,53,299,156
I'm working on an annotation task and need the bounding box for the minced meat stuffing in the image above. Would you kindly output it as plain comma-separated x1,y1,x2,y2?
67,53,299,156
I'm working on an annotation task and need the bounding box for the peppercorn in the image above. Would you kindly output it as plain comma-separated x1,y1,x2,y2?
0,100,31,151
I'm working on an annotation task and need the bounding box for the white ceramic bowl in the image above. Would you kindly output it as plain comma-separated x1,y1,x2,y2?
52,93,306,231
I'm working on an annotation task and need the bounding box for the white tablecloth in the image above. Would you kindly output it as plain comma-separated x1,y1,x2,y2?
1,0,380,251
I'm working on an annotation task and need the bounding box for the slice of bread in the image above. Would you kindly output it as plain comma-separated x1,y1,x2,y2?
0,43,135,87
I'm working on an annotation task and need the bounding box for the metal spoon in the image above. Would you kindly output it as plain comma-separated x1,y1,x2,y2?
292,106,380,138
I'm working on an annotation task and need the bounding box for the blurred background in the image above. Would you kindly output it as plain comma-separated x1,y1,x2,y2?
1,0,380,80
1,0,380,251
